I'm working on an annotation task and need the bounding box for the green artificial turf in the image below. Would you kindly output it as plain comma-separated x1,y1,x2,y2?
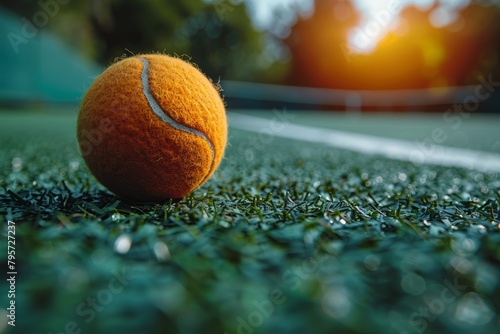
0,110,499,334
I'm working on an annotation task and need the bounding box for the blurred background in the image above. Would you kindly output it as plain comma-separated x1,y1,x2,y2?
0,0,499,111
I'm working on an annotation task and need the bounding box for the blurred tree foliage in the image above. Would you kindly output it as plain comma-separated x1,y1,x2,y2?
0,0,288,82
284,0,500,90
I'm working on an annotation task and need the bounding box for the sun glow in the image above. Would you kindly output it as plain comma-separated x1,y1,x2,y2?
348,0,470,54
348,0,402,53
284,0,498,90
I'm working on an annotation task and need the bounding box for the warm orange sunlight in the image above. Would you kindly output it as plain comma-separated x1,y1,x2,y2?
348,0,402,54
285,0,500,91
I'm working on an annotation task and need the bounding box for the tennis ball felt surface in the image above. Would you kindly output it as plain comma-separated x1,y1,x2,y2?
77,54,227,202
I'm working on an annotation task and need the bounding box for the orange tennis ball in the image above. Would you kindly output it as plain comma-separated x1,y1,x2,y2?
77,54,227,202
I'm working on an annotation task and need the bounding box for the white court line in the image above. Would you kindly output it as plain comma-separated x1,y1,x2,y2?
229,113,500,173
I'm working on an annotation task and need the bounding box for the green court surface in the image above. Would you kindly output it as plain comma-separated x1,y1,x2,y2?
233,109,500,153
1,109,500,334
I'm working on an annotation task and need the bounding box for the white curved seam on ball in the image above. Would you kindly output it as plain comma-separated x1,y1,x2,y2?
139,57,216,180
